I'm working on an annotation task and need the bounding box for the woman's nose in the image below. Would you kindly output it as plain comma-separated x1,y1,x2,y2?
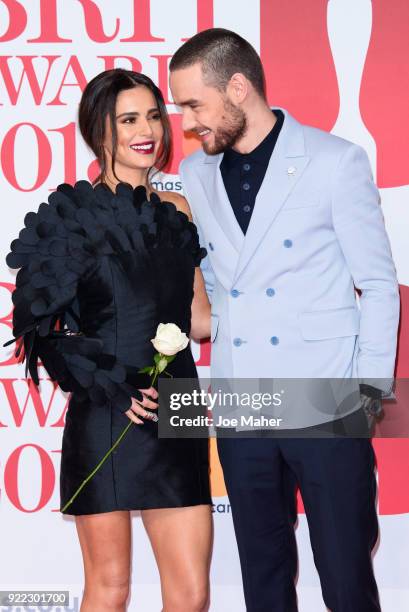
138,117,154,137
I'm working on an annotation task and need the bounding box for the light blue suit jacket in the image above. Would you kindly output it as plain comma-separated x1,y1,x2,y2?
180,109,399,423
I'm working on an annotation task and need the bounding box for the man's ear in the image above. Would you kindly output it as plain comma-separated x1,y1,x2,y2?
227,73,249,104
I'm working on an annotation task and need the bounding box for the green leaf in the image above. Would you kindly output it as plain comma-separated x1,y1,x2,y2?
157,358,168,373
138,366,154,374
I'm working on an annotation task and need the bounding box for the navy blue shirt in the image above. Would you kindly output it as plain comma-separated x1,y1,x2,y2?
220,109,284,234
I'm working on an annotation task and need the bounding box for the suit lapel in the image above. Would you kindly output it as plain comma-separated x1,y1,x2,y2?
197,155,244,254
233,110,310,282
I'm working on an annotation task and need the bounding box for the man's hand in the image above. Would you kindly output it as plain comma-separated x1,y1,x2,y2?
359,384,383,429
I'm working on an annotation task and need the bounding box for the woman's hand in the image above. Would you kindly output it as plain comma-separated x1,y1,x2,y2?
125,387,159,424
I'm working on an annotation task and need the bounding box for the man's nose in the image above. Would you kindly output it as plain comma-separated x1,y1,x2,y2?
181,110,195,133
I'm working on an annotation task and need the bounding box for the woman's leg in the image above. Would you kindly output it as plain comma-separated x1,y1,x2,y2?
75,511,131,612
142,505,213,612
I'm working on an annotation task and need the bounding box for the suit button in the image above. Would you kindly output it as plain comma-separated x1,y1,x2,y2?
243,205,251,213
243,163,251,171
270,336,279,345
233,338,243,347
230,289,240,298
242,182,251,191
266,288,275,297
209,242,214,251
283,239,293,248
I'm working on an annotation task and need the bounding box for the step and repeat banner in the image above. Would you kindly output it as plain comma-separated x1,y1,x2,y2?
0,1,408,610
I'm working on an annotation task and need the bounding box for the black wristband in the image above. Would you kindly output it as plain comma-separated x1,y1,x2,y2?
359,383,383,400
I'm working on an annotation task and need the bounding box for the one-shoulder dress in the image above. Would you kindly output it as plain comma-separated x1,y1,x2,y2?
6,181,212,515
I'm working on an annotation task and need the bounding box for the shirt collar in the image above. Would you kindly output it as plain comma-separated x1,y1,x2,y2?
222,109,284,171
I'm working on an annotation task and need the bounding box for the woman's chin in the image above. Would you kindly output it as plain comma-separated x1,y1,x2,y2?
115,158,157,175
131,156,157,169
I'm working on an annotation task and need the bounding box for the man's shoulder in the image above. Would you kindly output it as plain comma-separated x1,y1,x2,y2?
180,148,207,173
303,125,353,152
302,123,355,156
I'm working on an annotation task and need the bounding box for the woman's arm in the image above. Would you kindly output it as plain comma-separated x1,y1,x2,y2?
191,268,211,341
160,191,211,341
6,182,153,416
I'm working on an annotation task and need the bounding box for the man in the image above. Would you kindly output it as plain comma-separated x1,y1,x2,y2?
169,28,400,612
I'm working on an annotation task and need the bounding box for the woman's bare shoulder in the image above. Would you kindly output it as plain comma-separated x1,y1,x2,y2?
156,190,192,220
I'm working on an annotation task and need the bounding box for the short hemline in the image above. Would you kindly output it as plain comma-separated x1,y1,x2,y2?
60,497,213,516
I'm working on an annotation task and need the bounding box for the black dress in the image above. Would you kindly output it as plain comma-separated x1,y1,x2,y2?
6,181,212,515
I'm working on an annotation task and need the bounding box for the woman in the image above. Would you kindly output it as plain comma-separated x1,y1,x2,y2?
6,69,213,611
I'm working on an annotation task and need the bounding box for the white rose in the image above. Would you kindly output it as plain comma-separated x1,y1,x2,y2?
151,323,189,356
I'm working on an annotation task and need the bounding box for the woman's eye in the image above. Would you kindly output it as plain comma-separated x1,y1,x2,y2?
150,114,161,121
123,117,136,124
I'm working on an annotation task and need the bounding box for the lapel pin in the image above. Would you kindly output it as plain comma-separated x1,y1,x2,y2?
287,166,297,176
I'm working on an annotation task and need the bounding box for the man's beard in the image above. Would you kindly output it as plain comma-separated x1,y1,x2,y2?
203,98,247,155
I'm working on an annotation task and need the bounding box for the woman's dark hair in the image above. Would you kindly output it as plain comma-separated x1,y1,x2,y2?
78,68,171,185
169,28,266,99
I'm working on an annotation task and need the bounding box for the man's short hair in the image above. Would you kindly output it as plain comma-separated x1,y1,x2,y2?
169,28,266,99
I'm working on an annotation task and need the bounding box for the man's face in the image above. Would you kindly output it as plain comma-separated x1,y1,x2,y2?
170,63,247,155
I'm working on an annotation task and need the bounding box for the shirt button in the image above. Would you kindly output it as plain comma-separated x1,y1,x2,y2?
233,338,243,347
270,336,279,345
266,288,275,297
209,242,214,251
230,289,240,298
243,163,251,171
283,239,293,248
243,205,251,213
242,182,251,191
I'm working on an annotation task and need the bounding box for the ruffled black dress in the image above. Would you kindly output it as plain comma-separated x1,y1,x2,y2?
6,181,212,515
